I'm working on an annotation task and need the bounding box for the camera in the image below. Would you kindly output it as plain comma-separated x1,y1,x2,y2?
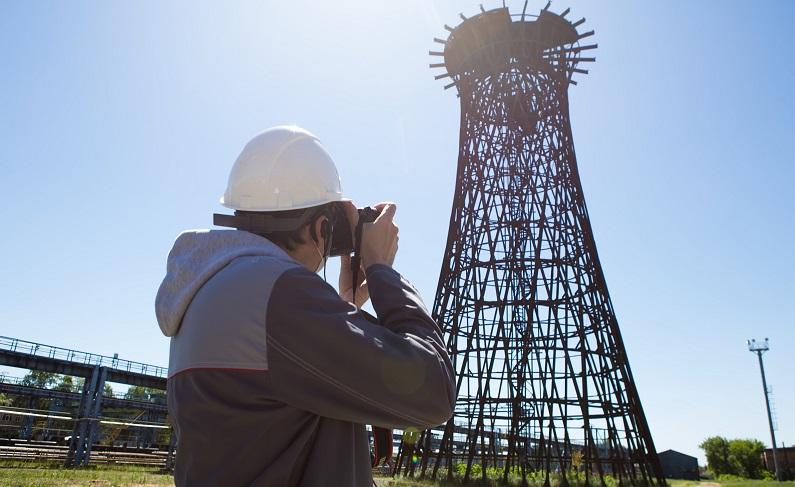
329,206,379,257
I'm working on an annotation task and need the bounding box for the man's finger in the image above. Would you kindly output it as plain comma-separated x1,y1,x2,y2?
374,203,397,224
372,202,393,212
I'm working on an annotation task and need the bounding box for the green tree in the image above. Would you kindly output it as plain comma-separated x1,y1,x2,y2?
700,436,732,476
125,385,148,401
54,375,77,392
21,370,58,389
125,386,165,402
0,393,11,406
104,383,114,397
728,439,765,479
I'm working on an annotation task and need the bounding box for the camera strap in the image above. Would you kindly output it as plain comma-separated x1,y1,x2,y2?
213,212,314,233
350,219,366,304
350,209,393,469
371,426,393,469
349,207,380,304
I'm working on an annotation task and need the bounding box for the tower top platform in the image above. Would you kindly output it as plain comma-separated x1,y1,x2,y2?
431,4,596,88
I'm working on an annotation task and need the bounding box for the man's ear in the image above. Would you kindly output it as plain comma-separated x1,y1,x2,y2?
309,215,328,244
318,216,329,240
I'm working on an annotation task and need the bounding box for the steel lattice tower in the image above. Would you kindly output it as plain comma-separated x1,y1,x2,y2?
394,3,665,486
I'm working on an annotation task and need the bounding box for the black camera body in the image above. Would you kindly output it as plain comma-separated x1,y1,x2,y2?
329,206,379,257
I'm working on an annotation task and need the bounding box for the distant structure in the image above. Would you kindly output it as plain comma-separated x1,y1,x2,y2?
764,446,795,481
0,335,173,468
394,3,665,485
658,450,699,480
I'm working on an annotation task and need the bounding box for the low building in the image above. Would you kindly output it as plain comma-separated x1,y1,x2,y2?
764,446,795,481
658,449,699,480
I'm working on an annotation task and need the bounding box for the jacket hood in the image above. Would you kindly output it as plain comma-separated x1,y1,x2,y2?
155,230,293,336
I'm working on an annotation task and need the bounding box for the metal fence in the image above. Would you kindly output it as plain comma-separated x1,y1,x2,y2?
0,336,167,378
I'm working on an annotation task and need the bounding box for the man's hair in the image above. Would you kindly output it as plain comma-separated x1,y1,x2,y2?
236,203,335,251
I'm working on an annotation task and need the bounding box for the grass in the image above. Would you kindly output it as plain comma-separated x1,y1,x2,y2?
1,462,793,487
710,480,795,487
374,477,795,487
0,461,173,487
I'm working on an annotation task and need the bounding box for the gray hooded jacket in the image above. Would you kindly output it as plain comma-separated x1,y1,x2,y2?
155,230,455,486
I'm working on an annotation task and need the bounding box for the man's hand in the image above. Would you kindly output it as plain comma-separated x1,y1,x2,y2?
337,201,399,307
339,253,370,308
338,200,369,307
360,202,399,270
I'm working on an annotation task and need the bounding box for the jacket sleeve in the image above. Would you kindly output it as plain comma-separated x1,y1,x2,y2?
264,264,456,429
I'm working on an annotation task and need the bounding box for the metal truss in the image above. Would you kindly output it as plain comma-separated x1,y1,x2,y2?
395,4,665,486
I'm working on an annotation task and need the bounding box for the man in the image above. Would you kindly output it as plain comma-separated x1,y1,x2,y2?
155,125,455,486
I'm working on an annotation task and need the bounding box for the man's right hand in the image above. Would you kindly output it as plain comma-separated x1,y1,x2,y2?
360,202,399,270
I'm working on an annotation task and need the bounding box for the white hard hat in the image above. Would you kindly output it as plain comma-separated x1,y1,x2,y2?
220,125,343,211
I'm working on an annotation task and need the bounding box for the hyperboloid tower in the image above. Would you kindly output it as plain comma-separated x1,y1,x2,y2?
394,3,665,486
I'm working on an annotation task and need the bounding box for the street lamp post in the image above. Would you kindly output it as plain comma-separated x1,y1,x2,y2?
747,338,780,481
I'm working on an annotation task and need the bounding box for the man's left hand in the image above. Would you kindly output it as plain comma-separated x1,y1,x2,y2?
339,253,370,308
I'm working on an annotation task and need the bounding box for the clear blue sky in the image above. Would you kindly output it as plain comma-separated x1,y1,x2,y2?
1,0,792,464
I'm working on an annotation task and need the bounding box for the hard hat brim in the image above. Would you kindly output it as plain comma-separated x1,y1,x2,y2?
219,193,345,212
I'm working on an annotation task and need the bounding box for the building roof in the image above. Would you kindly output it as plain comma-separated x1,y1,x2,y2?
658,449,698,461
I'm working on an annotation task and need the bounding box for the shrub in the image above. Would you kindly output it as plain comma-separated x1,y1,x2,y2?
701,436,767,479
728,439,765,479
701,436,732,476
